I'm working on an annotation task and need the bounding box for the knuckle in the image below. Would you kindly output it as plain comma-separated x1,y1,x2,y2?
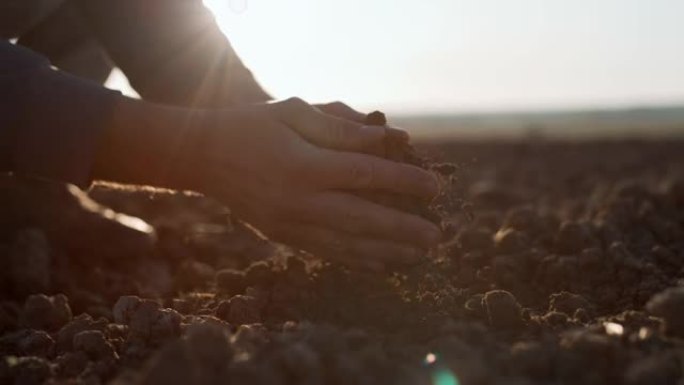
341,210,363,232
284,97,308,110
328,237,348,254
327,119,350,144
348,160,375,188
330,101,347,109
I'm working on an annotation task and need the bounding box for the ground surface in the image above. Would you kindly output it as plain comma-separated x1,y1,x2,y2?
2,139,684,385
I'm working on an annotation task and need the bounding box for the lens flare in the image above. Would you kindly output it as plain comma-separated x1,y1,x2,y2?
424,353,460,385
432,369,460,385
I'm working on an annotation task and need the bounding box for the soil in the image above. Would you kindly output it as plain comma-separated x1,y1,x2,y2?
359,111,448,226
2,139,684,385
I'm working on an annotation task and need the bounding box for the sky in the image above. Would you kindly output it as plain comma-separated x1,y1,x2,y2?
109,0,684,114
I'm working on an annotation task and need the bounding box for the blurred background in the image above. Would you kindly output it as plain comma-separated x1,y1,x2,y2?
108,0,684,139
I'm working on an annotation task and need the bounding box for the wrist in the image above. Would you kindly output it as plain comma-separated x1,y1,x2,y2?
92,97,200,190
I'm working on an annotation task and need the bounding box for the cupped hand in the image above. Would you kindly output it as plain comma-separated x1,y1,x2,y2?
176,97,440,271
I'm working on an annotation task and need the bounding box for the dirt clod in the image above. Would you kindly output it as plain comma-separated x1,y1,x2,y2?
646,287,684,338
2,140,684,385
20,294,72,331
482,290,524,330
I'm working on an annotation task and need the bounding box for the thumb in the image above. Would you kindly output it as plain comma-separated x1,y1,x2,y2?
276,98,386,153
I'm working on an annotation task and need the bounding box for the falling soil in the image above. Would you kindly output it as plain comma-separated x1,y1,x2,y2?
2,138,684,385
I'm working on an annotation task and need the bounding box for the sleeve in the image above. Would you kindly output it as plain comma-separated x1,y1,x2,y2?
0,41,122,187
70,0,271,108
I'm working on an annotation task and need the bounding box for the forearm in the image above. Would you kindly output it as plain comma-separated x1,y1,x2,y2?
91,97,200,189
1,42,120,187
71,0,272,107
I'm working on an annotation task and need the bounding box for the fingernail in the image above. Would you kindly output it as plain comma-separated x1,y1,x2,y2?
423,225,442,246
359,125,386,138
387,128,409,141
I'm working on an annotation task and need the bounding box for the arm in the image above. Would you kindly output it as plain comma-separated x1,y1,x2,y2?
93,96,441,271
0,41,121,187
0,42,439,268
70,0,271,107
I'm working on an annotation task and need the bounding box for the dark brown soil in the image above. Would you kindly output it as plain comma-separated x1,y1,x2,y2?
2,139,684,385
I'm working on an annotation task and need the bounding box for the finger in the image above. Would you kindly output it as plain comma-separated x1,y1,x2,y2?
315,101,366,123
317,151,439,199
275,224,425,269
387,127,410,142
316,102,411,147
286,192,441,248
274,97,386,152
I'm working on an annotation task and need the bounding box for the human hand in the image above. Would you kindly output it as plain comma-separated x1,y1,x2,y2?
313,101,411,154
175,98,440,271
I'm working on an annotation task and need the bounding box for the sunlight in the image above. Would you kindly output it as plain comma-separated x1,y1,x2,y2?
203,0,684,114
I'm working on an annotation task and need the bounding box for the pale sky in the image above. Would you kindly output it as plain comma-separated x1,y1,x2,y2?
109,0,684,114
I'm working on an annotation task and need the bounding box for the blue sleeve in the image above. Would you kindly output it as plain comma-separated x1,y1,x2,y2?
0,41,122,187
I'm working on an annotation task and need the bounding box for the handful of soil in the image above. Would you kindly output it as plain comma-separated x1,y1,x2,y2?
359,111,442,225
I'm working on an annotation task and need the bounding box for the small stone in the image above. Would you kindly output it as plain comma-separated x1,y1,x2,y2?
113,295,142,325
216,295,261,325
481,290,524,330
244,262,273,286
646,287,684,338
464,294,485,318
494,228,528,254
231,323,269,354
555,221,593,255
574,308,590,323
56,314,107,353
549,292,593,315
128,301,181,342
542,311,569,327
21,294,72,331
73,330,117,360
8,356,52,385
432,163,457,177
18,330,54,357
215,269,247,296
128,300,162,338
55,351,89,378
503,207,541,232
0,329,54,358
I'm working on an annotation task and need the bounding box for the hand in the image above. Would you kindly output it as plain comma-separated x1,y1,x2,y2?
175,98,440,271
0,174,155,262
314,101,367,123
314,101,411,148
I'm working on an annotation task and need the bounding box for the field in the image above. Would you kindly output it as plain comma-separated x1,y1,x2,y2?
2,121,684,384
